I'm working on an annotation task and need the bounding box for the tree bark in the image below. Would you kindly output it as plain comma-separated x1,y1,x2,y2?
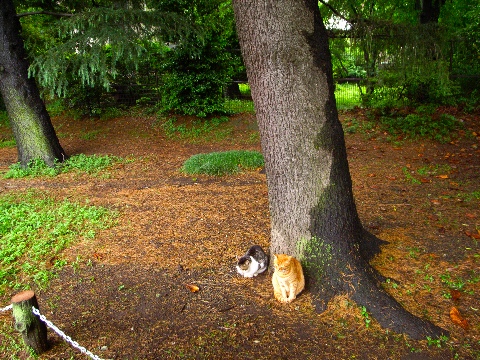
233,0,447,340
0,0,66,167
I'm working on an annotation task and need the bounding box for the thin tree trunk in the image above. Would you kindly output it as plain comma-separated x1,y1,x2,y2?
233,0,447,339
0,0,66,167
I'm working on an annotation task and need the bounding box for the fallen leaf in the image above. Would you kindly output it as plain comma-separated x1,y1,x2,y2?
465,213,476,219
450,307,469,330
449,181,460,189
465,230,480,239
430,199,441,205
450,289,461,301
367,173,376,177
185,284,200,293
420,177,431,183
93,253,105,260
435,174,449,179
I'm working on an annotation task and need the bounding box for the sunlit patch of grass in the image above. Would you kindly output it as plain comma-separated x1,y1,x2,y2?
3,154,125,178
0,190,117,297
0,138,16,148
181,150,264,176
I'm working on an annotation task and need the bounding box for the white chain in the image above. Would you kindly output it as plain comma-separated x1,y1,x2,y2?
0,304,13,312
32,307,103,360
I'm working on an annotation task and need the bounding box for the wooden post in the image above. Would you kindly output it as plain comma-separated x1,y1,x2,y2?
11,290,49,354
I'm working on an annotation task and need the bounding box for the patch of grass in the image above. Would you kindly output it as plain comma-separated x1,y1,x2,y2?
402,167,421,184
456,190,480,201
99,107,122,121
379,112,463,143
416,164,452,176
161,116,232,142
4,158,59,178
342,117,377,136
80,129,103,141
0,138,16,148
224,99,255,114
62,153,124,174
3,154,125,178
181,150,264,176
46,98,66,117
0,191,116,296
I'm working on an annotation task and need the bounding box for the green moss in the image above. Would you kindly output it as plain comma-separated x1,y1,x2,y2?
296,236,333,281
6,88,53,159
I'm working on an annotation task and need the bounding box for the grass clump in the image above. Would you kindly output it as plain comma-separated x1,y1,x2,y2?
0,138,16,148
4,154,123,178
0,191,116,296
181,150,264,176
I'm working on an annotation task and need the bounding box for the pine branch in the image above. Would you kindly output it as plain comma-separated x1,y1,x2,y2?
17,11,74,18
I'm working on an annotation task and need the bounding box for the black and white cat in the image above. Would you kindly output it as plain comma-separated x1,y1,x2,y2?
236,245,268,278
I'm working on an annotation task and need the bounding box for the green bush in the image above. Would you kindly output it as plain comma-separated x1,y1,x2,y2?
160,71,229,117
181,150,264,176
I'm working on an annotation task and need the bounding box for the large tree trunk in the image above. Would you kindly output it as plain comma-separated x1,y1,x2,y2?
233,0,447,340
0,0,66,167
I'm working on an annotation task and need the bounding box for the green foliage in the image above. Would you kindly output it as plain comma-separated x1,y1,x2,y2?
159,70,230,117
378,110,463,142
158,1,243,117
0,191,116,296
30,7,194,97
426,335,449,348
402,167,421,185
360,306,372,328
335,83,364,109
181,150,264,176
0,139,16,148
4,158,59,178
61,153,123,174
4,154,123,178
0,111,9,126
322,0,478,108
0,110,15,147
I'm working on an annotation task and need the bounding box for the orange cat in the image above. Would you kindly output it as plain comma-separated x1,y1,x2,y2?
272,254,305,303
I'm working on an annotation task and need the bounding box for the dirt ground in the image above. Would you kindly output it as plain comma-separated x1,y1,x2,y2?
0,108,479,359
